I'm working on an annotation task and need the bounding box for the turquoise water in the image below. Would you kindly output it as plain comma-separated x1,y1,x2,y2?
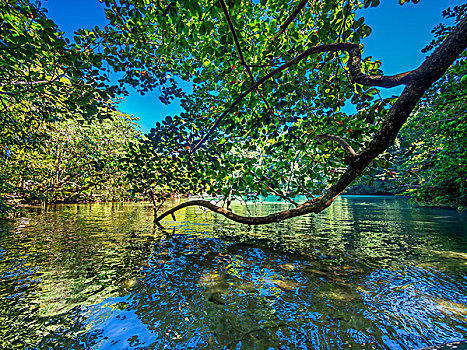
0,196,466,349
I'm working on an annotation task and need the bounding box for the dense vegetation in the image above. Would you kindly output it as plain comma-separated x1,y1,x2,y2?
1,113,141,204
396,40,466,208
1,0,465,219
348,44,466,207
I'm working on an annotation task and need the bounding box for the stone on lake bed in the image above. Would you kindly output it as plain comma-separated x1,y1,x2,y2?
271,279,301,291
121,278,138,289
198,272,229,287
207,291,228,305
317,288,359,302
302,267,328,276
236,282,257,292
279,263,297,271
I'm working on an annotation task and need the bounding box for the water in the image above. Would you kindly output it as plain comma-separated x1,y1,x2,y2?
0,196,466,349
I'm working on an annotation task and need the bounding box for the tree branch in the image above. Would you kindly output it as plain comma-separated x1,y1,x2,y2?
295,176,314,198
155,198,325,225
0,80,59,87
219,0,254,84
159,16,467,225
315,134,357,157
0,74,65,95
191,41,420,153
226,187,232,211
219,0,277,118
250,172,299,206
267,0,308,50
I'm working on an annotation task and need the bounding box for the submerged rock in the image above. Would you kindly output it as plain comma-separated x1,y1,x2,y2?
207,291,228,306
317,287,360,302
121,278,139,289
302,267,328,276
199,271,231,306
279,263,297,271
271,279,301,291
236,282,257,293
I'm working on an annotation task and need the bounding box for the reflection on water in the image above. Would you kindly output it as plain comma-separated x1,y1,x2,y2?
0,197,466,349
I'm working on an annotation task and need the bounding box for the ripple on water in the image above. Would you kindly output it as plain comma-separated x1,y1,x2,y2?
0,198,466,349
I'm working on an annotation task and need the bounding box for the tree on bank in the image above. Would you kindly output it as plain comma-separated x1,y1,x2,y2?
84,0,466,223
344,12,467,208
395,8,467,208
0,0,123,151
1,1,466,219
0,0,163,214
121,125,204,218
2,112,141,204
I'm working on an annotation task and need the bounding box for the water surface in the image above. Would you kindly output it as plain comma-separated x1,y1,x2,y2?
0,196,466,349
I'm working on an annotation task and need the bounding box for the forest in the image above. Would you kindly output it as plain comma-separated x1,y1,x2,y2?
1,1,467,349
1,0,466,220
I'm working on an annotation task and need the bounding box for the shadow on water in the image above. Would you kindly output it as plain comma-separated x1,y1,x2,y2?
0,197,466,349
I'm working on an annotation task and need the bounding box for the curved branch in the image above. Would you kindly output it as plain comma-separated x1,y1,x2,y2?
315,134,357,157
348,47,417,88
155,198,325,225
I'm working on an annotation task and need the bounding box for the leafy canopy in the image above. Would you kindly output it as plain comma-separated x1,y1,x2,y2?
1,111,141,204
0,0,123,152
89,0,388,202
80,0,467,223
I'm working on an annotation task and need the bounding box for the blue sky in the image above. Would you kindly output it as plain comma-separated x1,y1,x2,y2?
42,0,463,132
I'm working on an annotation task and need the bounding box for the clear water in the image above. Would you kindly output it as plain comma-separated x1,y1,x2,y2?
0,196,466,349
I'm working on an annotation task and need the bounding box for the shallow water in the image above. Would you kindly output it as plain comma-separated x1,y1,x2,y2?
0,196,466,349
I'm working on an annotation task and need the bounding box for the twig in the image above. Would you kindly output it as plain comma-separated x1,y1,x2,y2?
249,171,299,206
266,0,308,51
315,134,357,157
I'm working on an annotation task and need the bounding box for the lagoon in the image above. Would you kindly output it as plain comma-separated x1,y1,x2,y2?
0,196,466,349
